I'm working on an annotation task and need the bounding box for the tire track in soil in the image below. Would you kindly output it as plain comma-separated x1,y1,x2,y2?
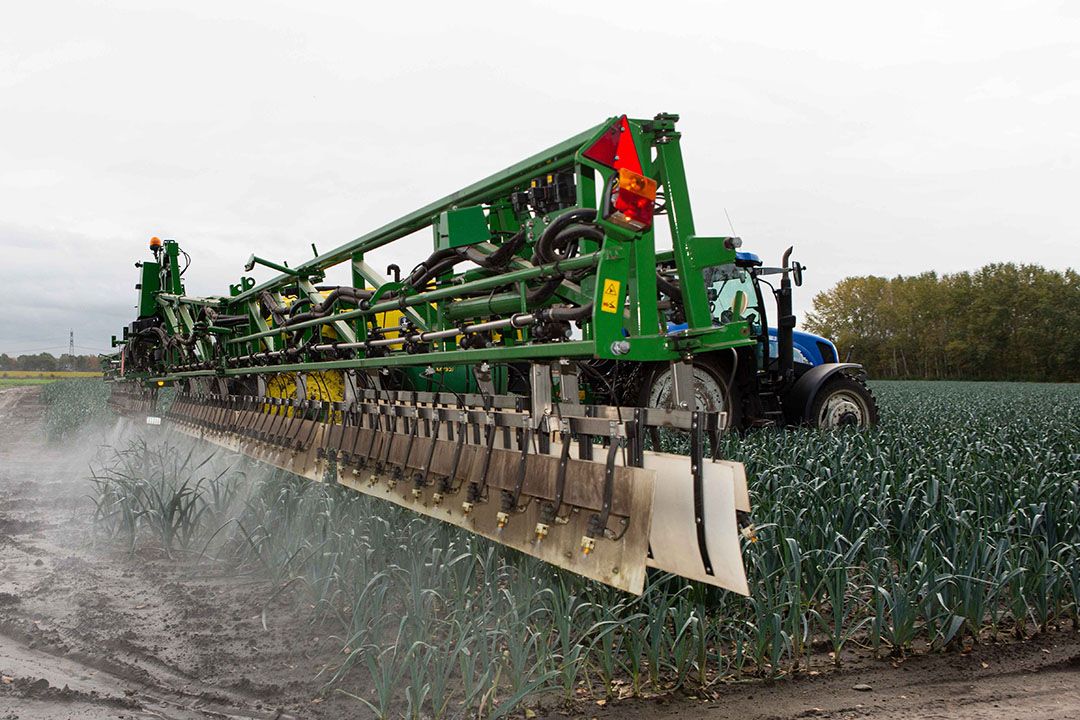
0,387,351,719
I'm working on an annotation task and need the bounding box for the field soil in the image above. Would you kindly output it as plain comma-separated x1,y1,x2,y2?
1,385,1078,720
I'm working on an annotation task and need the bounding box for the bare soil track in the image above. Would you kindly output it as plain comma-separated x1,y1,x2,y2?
0,387,354,720
1,386,1078,719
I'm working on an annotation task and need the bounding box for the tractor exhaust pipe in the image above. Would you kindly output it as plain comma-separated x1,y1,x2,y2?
777,246,796,381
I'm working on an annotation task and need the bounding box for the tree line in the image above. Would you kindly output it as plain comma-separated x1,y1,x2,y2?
0,353,101,372
804,263,1080,383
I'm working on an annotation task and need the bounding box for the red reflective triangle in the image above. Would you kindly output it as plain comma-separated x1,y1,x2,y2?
613,117,643,175
582,116,642,174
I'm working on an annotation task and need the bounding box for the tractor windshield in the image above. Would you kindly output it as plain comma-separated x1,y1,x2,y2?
704,267,756,325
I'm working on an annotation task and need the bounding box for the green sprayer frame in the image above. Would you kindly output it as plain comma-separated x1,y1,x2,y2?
113,113,753,383
106,113,757,595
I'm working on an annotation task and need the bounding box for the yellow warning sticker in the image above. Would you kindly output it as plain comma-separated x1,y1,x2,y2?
600,279,621,313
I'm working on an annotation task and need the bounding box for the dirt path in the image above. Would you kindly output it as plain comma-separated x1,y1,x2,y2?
0,386,1077,719
596,635,1080,720
0,387,355,719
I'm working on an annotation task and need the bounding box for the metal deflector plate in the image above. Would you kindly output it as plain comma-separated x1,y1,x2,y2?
171,422,657,594
643,451,750,595
714,459,751,513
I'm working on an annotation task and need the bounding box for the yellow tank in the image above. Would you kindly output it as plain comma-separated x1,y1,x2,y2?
261,292,405,415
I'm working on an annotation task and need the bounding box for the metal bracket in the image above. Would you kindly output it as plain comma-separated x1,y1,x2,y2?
529,363,552,430
671,359,696,410
690,410,714,576
474,362,495,397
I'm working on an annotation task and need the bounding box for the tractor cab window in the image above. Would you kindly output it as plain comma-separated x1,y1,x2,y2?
704,266,756,325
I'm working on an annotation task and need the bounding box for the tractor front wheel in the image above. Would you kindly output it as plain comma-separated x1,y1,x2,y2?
808,375,879,429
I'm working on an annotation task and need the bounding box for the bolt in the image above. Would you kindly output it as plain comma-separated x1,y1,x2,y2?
610,340,631,356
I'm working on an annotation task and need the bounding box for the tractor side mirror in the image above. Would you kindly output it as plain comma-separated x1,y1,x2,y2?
244,254,256,273
792,262,804,287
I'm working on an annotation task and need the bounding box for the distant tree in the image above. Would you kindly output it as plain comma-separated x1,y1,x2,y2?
12,353,57,372
0,352,103,372
805,263,1080,382
76,355,100,372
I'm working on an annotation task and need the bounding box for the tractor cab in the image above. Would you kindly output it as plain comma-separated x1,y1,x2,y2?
736,246,877,428
662,245,878,430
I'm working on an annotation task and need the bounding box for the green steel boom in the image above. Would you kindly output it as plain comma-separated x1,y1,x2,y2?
114,113,753,380
105,113,761,595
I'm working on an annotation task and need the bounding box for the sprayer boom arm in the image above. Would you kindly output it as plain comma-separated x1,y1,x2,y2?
106,113,755,595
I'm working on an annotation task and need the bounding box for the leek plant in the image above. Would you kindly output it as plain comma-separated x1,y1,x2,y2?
81,380,1080,717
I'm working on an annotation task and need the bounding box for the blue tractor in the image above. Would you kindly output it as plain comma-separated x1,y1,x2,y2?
640,246,879,430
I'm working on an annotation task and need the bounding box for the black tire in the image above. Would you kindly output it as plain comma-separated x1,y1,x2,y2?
808,374,879,429
640,356,742,431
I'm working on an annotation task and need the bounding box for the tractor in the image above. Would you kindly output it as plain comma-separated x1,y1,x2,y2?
104,113,878,595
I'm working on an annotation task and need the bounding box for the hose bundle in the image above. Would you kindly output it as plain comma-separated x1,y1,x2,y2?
531,208,599,266
405,228,528,291
259,287,374,329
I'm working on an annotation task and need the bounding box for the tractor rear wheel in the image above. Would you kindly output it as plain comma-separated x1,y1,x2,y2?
809,374,879,429
642,358,742,431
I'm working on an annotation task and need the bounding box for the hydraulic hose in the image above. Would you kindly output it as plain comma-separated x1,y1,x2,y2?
263,287,375,329
287,297,312,316
405,247,463,288
406,254,468,290
525,277,565,306
128,325,177,370
532,208,597,265
467,228,527,269
533,224,601,265
209,313,248,327
285,286,373,327
536,303,593,322
410,228,528,290
656,274,683,302
259,291,288,326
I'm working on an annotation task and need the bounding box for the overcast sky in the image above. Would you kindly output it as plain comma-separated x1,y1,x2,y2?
1,1,1076,356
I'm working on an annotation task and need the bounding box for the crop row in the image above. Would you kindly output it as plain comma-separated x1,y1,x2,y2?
77,380,1080,718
